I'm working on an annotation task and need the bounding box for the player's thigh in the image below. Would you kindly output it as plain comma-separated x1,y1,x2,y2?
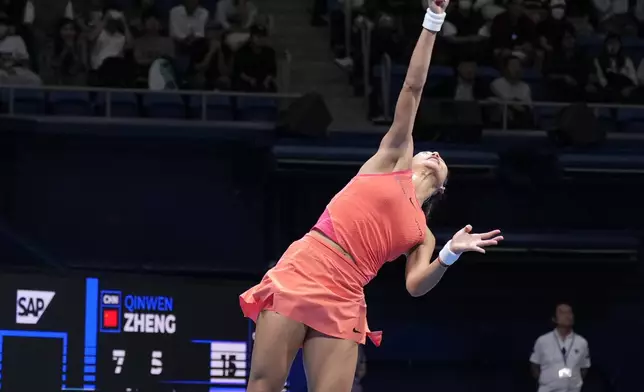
302,329,359,392
247,310,308,392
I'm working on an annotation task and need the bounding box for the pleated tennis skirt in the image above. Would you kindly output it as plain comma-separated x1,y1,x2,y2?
239,233,382,346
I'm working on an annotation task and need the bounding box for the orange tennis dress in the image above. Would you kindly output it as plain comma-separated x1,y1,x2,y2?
239,170,426,346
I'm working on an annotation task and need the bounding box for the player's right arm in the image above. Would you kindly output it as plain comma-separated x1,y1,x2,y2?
359,0,448,175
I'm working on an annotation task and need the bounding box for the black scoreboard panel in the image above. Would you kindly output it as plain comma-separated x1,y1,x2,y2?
0,273,254,392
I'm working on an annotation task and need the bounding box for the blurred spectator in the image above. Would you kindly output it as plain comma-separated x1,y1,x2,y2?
442,0,489,61
191,24,232,90
490,0,537,65
134,13,174,83
50,18,87,85
351,345,366,392
22,0,75,71
0,15,41,85
473,0,507,21
430,58,490,100
592,0,638,36
537,0,574,54
543,30,585,101
170,0,209,47
216,0,257,31
89,8,133,87
330,0,365,63
490,56,534,128
233,24,276,92
530,303,591,392
588,34,638,102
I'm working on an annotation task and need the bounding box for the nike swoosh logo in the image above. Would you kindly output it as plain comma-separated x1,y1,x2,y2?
353,328,361,333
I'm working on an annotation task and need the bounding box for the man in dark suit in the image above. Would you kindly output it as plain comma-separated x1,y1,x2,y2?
429,57,489,100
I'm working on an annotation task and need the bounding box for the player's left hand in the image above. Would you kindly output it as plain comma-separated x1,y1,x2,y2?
449,225,503,254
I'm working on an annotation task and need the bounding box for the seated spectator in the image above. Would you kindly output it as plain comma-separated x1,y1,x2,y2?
442,0,488,61
22,0,75,72
473,0,507,21
233,25,276,92
89,8,133,87
170,0,209,69
134,13,174,83
50,18,87,85
191,24,233,90
537,0,575,54
490,0,537,65
216,0,257,32
543,30,585,101
490,56,534,128
0,16,41,85
588,34,638,102
430,57,490,100
592,0,638,36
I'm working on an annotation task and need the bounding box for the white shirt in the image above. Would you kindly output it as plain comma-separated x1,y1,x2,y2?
169,5,209,40
490,77,532,104
530,330,591,392
91,30,125,70
0,35,30,61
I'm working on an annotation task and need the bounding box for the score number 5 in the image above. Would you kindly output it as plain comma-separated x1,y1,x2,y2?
112,349,164,375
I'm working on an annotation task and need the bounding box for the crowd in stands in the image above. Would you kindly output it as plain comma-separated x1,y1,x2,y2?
0,0,278,93
324,0,644,125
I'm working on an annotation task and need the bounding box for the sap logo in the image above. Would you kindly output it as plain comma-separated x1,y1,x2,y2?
16,290,56,325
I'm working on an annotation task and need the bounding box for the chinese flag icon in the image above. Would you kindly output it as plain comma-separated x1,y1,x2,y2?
103,309,119,328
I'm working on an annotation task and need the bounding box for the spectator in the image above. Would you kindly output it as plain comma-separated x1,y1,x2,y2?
588,34,638,102
50,18,87,85
89,8,133,87
233,24,276,92
490,56,534,128
194,24,232,90
530,303,591,392
543,30,585,101
216,0,257,32
490,0,537,65
473,0,507,21
537,0,575,54
592,0,638,36
442,0,489,60
22,0,76,71
431,58,490,100
170,0,210,76
134,13,174,81
0,15,41,85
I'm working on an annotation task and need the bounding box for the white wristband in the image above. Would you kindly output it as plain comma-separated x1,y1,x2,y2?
422,8,446,32
438,240,460,266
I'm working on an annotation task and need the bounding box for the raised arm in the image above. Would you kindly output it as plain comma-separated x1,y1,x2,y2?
359,1,448,174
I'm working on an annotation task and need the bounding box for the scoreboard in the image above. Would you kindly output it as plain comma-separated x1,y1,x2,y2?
0,272,257,392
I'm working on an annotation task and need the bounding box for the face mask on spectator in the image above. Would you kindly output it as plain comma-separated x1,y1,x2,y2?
551,8,565,20
459,0,472,10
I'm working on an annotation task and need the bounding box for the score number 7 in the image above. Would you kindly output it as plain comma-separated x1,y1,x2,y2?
112,349,164,375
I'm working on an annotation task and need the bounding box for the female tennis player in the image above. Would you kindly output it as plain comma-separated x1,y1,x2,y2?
240,1,503,391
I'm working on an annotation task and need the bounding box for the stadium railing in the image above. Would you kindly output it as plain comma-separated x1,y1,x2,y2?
0,85,302,122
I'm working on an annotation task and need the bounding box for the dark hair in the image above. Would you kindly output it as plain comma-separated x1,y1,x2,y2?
421,175,448,219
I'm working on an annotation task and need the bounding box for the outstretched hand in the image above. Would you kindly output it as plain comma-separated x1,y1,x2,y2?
450,225,503,254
